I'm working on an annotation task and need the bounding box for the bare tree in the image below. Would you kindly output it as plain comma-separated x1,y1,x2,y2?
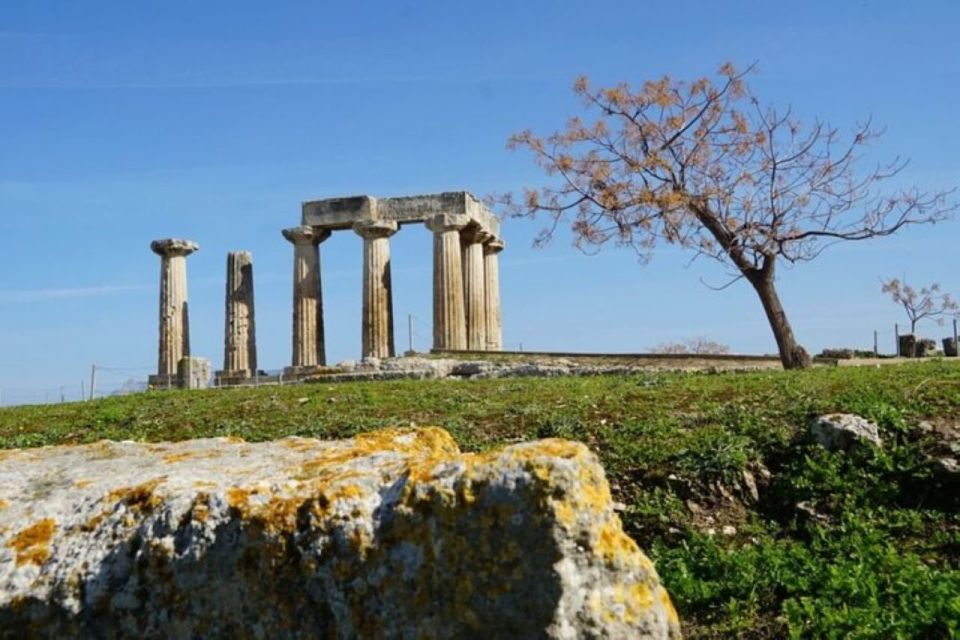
503,63,955,368
882,277,958,334
650,337,730,355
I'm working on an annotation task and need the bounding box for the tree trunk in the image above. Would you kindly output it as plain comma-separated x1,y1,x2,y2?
747,271,811,369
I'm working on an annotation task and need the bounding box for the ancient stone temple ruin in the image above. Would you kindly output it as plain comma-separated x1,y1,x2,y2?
283,191,505,371
148,192,504,387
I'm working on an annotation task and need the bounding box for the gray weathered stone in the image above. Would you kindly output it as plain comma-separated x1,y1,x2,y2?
461,226,489,351
177,356,211,390
483,239,505,351
0,428,679,639
148,239,198,388
810,413,883,450
354,221,398,359
282,226,331,370
217,251,257,382
427,214,469,351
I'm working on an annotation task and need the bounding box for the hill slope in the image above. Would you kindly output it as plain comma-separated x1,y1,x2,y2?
2,362,958,638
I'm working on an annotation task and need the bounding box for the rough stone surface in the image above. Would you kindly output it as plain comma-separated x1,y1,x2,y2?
0,428,679,639
220,251,257,379
898,334,917,358
810,413,883,450
943,338,958,358
283,226,331,369
149,238,198,384
915,338,938,357
177,356,211,390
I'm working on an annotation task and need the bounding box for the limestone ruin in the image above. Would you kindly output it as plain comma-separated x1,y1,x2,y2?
216,251,258,385
0,428,679,638
147,192,505,387
147,239,198,388
287,191,505,368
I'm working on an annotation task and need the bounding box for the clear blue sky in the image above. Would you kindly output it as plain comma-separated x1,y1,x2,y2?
1,1,958,404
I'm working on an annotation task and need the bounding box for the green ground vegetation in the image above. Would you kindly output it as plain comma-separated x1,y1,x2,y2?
1,362,958,638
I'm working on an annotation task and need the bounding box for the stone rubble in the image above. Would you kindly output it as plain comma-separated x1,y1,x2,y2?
0,428,679,639
809,413,883,450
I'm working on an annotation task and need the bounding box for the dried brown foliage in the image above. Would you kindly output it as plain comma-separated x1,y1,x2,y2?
503,63,956,368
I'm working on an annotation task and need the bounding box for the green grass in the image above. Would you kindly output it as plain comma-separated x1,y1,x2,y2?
2,362,959,637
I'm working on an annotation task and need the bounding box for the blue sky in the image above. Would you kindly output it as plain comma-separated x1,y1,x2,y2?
1,1,958,404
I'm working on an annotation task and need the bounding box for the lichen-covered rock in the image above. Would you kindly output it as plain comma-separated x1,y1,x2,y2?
810,413,883,450
0,428,679,639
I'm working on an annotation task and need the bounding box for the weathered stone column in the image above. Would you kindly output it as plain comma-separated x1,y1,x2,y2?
461,227,490,351
217,251,257,382
427,214,469,351
484,239,505,351
282,226,331,370
149,239,198,387
354,220,398,359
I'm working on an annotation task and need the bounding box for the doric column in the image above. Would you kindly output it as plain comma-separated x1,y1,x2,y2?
484,239,505,351
219,251,257,380
461,226,490,351
282,226,331,369
354,220,398,359
150,239,198,385
426,214,470,351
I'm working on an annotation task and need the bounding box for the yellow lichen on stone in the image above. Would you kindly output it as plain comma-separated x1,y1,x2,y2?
0,498,9,511
162,451,196,464
106,478,166,514
8,518,56,566
72,479,94,489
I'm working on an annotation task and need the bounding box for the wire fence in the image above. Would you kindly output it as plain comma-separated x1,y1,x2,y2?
0,365,152,408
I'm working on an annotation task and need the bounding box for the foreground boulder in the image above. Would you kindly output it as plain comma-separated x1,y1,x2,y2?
0,428,679,639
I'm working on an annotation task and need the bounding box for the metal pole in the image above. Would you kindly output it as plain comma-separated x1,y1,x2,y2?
873,330,878,357
408,314,413,354
89,364,97,401
60,386,65,403
81,380,85,401
895,323,900,357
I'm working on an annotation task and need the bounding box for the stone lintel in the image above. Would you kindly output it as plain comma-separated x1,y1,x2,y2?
282,226,332,245
151,238,199,257
303,191,498,235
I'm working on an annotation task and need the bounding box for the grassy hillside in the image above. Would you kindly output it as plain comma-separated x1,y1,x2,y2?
2,362,958,638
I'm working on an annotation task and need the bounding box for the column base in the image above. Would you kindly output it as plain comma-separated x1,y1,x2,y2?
147,374,179,389
214,369,255,386
282,365,331,380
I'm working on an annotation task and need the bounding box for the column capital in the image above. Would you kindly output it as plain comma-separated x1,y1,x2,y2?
353,220,398,240
484,239,505,255
461,226,492,245
151,238,198,257
282,226,332,246
425,213,470,234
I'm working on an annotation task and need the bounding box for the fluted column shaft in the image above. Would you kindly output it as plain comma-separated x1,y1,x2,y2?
484,240,505,351
283,226,331,368
223,251,257,375
354,221,398,359
427,214,469,351
151,239,198,379
461,227,490,351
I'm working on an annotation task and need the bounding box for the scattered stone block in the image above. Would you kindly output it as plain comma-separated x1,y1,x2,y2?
177,356,211,389
0,428,679,638
810,413,882,450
